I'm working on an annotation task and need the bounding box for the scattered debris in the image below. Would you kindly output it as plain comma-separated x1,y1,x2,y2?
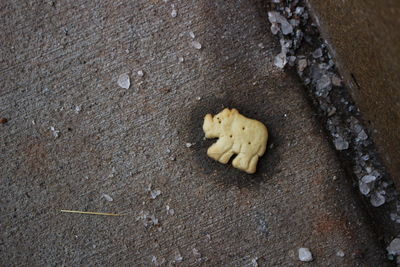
0,118,8,124
189,31,195,39
101,193,114,202
267,0,398,231
178,56,184,63
258,43,265,49
117,73,130,89
191,41,202,50
298,247,313,262
137,210,160,227
32,120,36,125
137,70,144,77
50,126,60,138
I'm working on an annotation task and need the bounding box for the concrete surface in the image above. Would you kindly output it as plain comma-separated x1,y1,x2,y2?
307,0,400,187
0,0,389,266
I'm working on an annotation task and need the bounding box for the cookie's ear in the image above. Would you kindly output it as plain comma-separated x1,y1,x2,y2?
230,108,239,115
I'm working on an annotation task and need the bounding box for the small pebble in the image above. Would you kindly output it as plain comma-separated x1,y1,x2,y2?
359,181,370,195
191,41,202,50
50,126,60,138
331,75,342,86
298,247,313,262
174,251,183,263
336,250,345,257
171,6,177,18
387,238,400,256
137,70,144,77
297,59,308,72
312,48,323,58
258,43,265,49
178,56,184,63
274,52,287,69
334,137,349,150
361,175,376,183
102,193,113,202
196,96,201,101
185,142,193,148
75,105,81,114
192,248,201,258
117,74,130,89
150,189,161,199
370,191,385,207
189,31,195,39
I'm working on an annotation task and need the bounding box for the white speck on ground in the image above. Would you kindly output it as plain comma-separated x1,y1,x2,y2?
191,41,202,50
137,70,144,77
178,56,184,63
251,257,259,266
189,31,195,39
150,189,161,199
196,96,201,101
258,43,264,49
166,205,175,215
298,247,313,262
171,5,177,18
74,105,81,114
101,193,113,202
32,120,36,125
117,73,130,89
185,142,193,148
336,250,345,257
50,126,59,138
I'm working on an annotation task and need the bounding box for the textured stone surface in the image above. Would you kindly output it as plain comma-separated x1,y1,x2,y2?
0,0,389,266
307,0,400,187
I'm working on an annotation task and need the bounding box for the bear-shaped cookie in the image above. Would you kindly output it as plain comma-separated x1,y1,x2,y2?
203,108,268,174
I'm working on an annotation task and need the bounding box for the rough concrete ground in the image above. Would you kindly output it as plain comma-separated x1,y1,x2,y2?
0,0,390,266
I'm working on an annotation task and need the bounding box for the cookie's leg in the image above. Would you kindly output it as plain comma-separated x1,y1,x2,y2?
219,150,234,164
246,155,259,174
207,138,232,162
232,153,251,172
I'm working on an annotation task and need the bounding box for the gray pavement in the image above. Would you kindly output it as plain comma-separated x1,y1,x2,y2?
0,0,389,266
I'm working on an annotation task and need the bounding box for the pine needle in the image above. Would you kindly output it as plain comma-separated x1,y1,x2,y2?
60,210,124,216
